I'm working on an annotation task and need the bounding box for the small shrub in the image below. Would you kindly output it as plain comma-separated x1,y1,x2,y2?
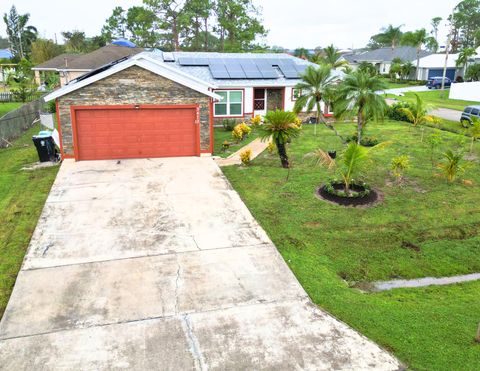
387,101,415,123
346,135,379,147
238,122,252,136
426,131,443,167
267,141,276,154
293,116,302,128
46,100,56,113
240,148,252,165
222,118,236,131
391,155,410,181
232,126,243,142
222,140,231,152
250,115,262,127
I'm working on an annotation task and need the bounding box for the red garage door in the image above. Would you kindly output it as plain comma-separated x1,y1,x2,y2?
72,105,199,160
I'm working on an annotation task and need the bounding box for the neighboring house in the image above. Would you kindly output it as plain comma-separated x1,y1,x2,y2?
32,44,143,86
44,51,341,161
342,46,431,76
416,53,461,80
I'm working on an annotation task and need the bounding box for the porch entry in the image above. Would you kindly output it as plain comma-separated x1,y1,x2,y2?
253,88,284,116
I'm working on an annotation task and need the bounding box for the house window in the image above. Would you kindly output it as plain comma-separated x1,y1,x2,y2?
214,90,243,116
254,89,265,110
292,88,302,101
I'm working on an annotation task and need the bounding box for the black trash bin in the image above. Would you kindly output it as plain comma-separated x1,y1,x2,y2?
32,135,57,162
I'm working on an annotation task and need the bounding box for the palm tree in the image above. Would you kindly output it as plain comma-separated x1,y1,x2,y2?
312,141,389,195
400,61,415,80
357,61,377,76
335,71,387,144
401,29,437,80
469,117,480,153
431,17,442,45
259,110,301,168
456,47,476,76
374,24,403,50
293,47,310,60
293,64,340,137
316,44,348,68
398,93,434,126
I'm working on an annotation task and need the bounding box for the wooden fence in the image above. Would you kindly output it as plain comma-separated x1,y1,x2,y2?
0,97,44,147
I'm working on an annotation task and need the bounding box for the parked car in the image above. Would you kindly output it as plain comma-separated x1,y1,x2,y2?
460,105,480,126
426,77,452,89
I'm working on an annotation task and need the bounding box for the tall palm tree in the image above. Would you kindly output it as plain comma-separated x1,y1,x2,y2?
259,110,301,168
431,17,442,45
401,29,437,80
335,71,387,144
456,47,476,75
376,25,403,50
293,65,340,137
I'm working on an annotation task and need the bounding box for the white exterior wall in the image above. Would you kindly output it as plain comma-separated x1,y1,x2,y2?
379,62,391,74
449,82,480,102
284,87,295,111
244,87,254,114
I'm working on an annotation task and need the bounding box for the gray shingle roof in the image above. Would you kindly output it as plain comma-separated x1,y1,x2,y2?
342,46,431,64
33,45,144,71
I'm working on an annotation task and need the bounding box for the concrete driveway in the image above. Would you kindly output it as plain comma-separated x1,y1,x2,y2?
0,158,401,370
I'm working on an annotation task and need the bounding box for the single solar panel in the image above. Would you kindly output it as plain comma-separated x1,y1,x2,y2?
209,63,230,78
178,57,209,66
225,61,246,78
240,59,263,78
254,60,278,78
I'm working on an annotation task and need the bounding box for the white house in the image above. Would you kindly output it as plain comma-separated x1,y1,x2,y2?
416,53,461,81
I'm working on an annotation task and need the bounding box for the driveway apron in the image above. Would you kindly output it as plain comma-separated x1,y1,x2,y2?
0,158,401,370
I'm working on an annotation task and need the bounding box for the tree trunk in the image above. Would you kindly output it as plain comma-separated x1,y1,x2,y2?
357,110,363,145
173,17,179,51
204,18,208,51
416,47,420,80
275,138,289,168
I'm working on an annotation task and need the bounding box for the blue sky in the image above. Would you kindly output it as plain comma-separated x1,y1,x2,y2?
1,0,459,49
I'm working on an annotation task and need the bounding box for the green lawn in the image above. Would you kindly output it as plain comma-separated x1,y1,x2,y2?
0,102,22,118
0,124,59,318
213,127,260,158
222,121,480,371
387,90,480,111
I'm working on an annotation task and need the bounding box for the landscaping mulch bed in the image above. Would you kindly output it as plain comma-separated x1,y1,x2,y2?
316,183,380,207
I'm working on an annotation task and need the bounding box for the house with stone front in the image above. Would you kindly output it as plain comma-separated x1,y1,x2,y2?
44,50,342,161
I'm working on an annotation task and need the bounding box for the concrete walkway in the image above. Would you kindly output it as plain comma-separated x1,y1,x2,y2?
215,138,268,166
0,158,401,370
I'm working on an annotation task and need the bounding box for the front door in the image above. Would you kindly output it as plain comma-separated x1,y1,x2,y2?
266,89,283,111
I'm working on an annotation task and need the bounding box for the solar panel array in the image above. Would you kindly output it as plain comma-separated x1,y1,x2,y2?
177,57,308,79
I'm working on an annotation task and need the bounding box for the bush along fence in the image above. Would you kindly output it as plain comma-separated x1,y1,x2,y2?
0,97,44,147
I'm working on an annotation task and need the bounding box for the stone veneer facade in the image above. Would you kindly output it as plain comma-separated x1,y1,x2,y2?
57,65,212,157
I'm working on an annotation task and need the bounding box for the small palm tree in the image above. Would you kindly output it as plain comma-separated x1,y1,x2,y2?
357,61,377,76
469,117,480,153
334,71,387,144
293,65,339,136
398,93,434,126
438,150,466,182
313,141,389,195
259,110,301,168
456,47,476,76
400,61,415,80
401,29,437,80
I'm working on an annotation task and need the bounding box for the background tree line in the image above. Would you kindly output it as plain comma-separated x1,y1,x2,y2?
101,0,267,52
